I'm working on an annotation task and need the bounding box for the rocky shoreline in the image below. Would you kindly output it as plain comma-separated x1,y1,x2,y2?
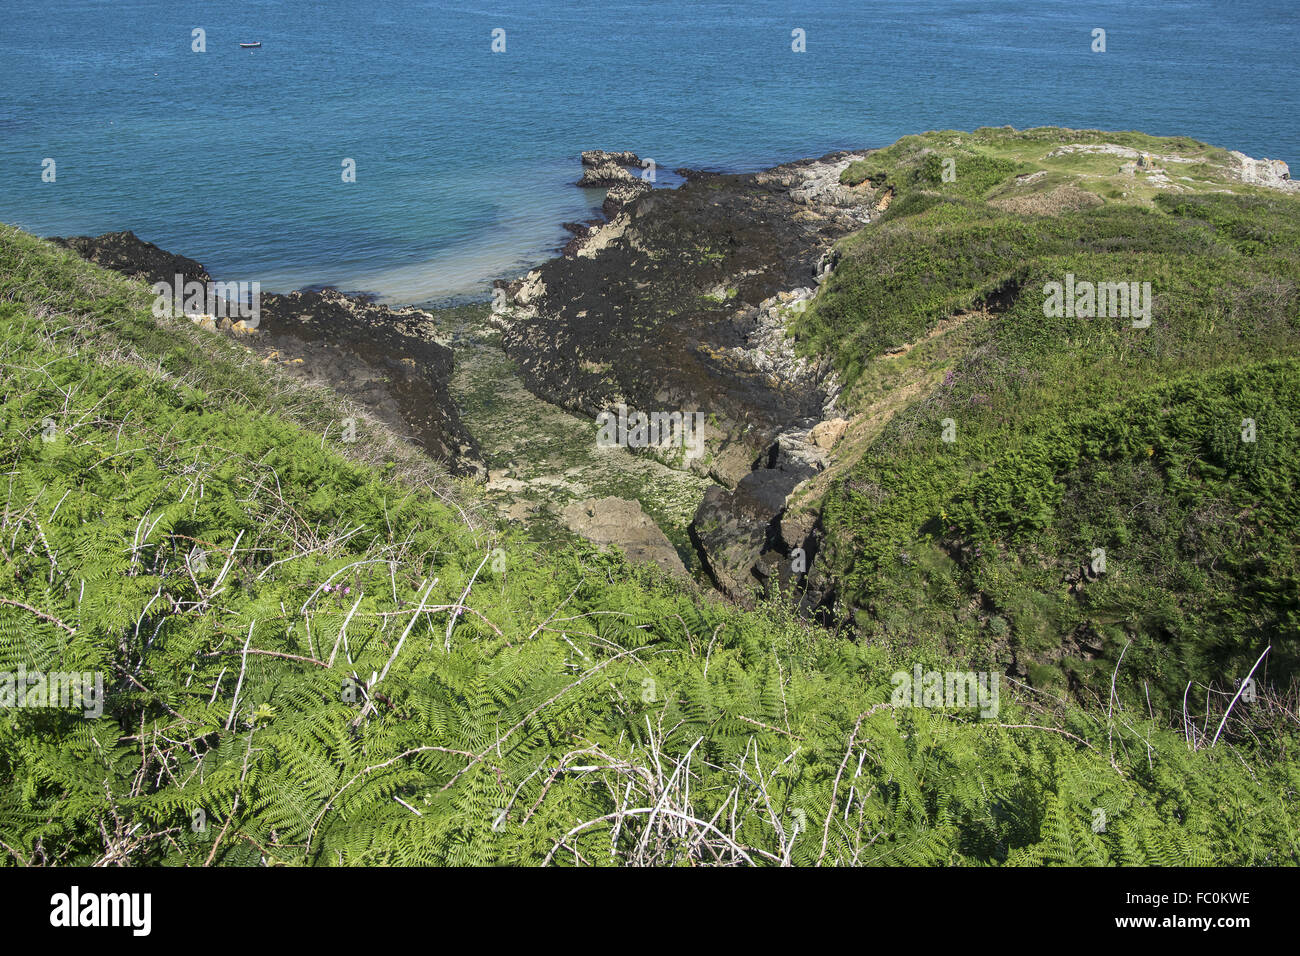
483,138,1300,608
51,148,884,608
492,148,885,605
53,137,1300,611
51,230,482,474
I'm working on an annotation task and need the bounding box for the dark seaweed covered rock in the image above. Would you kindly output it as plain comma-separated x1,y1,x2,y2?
496,150,872,488
255,290,480,471
50,231,480,473
51,230,210,287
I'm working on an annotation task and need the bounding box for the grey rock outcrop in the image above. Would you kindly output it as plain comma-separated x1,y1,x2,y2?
1230,151,1299,192
689,435,823,605
561,497,690,580
581,150,641,168
602,181,652,216
578,150,645,187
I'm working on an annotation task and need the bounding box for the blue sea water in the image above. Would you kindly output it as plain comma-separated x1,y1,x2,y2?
1,0,1297,304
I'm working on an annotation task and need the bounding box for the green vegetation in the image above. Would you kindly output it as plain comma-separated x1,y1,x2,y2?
796,127,1300,712
841,140,1023,198
1,126,1297,867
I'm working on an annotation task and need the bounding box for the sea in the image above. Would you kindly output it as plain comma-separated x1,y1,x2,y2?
1,0,1296,305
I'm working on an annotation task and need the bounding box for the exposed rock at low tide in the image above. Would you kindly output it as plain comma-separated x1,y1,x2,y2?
491,150,876,601
578,150,645,186
579,162,639,187
254,290,481,471
582,150,642,167
49,231,481,474
601,181,652,217
494,150,872,489
51,230,210,287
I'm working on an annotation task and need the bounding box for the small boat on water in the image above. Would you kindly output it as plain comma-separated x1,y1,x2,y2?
240,42,262,49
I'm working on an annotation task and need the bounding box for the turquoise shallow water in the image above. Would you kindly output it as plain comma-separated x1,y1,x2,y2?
1,0,1297,304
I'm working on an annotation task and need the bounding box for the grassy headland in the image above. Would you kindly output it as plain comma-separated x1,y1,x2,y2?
790,127,1300,710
